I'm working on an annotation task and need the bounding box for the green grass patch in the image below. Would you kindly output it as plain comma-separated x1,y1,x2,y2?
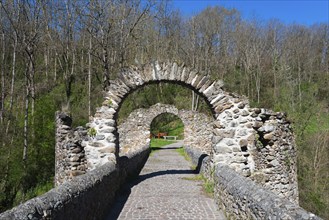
203,179,215,196
166,120,184,139
303,113,329,134
182,175,203,181
175,147,191,162
149,138,176,155
150,138,176,148
13,181,53,207
183,174,214,197
151,114,184,139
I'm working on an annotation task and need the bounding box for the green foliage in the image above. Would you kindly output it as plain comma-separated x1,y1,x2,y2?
150,138,175,150
104,99,113,107
203,179,215,196
175,147,191,162
149,138,176,155
183,174,214,197
178,148,214,196
118,83,212,124
88,128,97,137
0,2,327,217
13,181,53,207
150,113,184,139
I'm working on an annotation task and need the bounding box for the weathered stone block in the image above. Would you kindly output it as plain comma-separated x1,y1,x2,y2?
98,146,115,154
215,143,233,153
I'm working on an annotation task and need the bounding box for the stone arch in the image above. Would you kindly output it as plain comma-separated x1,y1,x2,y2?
83,61,298,202
85,61,251,168
118,103,213,156
118,104,180,155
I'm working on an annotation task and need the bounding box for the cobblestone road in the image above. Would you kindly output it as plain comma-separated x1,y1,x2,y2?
105,141,226,220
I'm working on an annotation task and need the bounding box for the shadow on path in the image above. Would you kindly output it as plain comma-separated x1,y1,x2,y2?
105,141,210,219
105,168,198,219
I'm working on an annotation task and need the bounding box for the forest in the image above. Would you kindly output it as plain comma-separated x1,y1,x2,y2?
0,0,328,218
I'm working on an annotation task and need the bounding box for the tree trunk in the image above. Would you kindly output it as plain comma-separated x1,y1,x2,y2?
191,90,195,110
88,37,92,117
0,31,5,124
44,48,48,82
23,70,30,162
5,32,17,135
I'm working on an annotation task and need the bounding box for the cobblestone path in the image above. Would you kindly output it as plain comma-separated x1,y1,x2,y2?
106,141,226,220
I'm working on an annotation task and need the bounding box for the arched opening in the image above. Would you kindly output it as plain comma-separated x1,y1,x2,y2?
115,79,212,157
116,81,213,124
150,113,184,149
86,62,254,172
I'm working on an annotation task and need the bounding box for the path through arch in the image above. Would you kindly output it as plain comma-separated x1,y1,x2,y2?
105,141,226,219
82,61,298,203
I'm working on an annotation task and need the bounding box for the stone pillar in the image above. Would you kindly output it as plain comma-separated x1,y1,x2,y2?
55,112,88,186
55,111,73,186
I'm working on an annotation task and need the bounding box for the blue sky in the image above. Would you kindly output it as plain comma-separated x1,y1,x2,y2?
171,0,329,25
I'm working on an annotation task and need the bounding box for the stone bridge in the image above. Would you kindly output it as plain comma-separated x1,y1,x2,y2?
0,62,321,219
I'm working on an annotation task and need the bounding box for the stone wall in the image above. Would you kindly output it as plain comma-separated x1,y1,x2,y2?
84,106,117,170
55,112,88,186
211,101,298,203
55,61,299,203
250,108,298,202
0,145,149,220
184,147,320,220
213,164,320,220
118,103,213,155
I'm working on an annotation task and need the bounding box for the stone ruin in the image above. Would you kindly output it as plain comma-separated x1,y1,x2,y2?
55,61,298,203
118,103,213,156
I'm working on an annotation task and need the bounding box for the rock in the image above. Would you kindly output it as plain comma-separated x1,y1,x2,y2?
226,139,235,146
264,133,273,140
254,108,261,114
70,170,85,176
238,103,245,109
233,108,240,114
89,141,105,148
241,110,249,116
95,135,105,140
239,139,248,147
214,129,235,138
215,143,232,153
99,127,115,133
98,146,116,154
232,146,241,152
213,121,223,128
71,147,82,154
70,156,80,162
106,134,116,143
212,136,223,144
253,121,263,128
258,125,275,133
270,159,280,167
237,129,248,136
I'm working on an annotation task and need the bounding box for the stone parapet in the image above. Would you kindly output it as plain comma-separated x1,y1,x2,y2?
0,145,150,220
213,164,321,220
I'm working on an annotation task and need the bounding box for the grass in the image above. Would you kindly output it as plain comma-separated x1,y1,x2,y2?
150,138,176,148
166,120,184,139
183,174,215,197
151,116,184,140
175,147,191,162
303,113,329,134
149,138,176,155
13,181,54,207
178,148,215,197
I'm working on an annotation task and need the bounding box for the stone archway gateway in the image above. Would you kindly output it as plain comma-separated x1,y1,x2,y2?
75,61,297,202
118,103,213,156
